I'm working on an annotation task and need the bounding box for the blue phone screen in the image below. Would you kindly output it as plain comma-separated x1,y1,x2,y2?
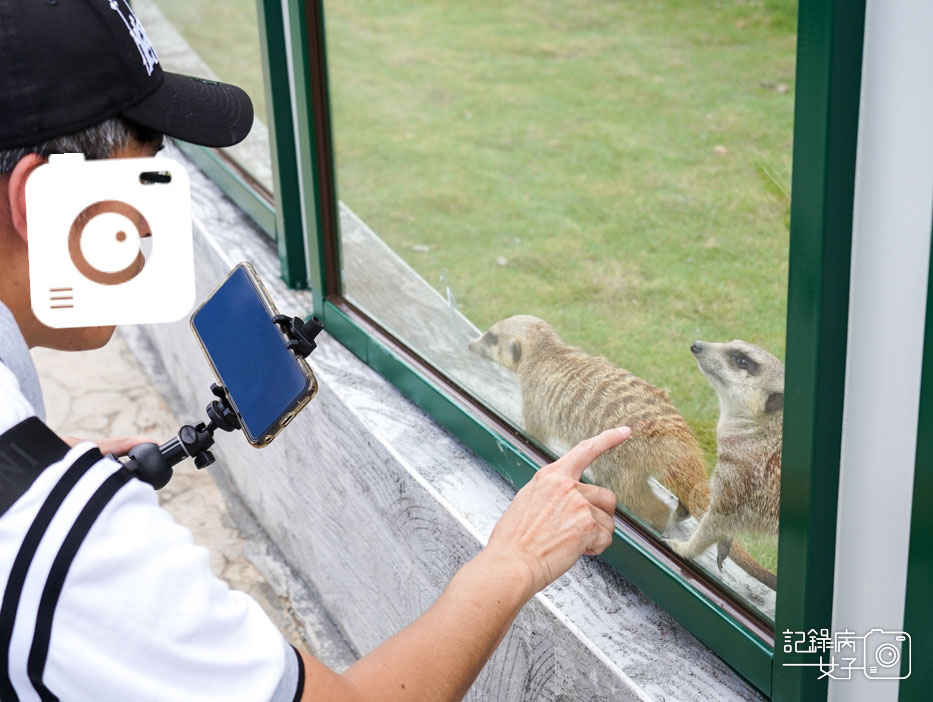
191,266,309,442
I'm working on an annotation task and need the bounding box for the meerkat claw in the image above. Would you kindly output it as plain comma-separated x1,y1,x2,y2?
716,538,733,571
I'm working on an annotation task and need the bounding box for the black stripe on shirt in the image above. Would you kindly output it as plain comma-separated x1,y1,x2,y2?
0,448,102,702
27,466,133,702
0,417,70,518
291,644,305,702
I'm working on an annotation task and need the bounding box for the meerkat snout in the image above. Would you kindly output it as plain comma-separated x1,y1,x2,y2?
690,341,703,355
467,329,500,361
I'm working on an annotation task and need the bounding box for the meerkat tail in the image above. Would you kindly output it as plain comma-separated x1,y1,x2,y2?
727,541,777,591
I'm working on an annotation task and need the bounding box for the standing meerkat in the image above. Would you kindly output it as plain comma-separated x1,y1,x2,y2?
667,339,782,591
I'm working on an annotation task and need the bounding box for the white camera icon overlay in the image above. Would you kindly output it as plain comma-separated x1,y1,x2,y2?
26,154,194,328
864,629,910,679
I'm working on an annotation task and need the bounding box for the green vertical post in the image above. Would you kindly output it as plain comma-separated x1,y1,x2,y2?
898,223,933,700
256,0,309,289
772,0,866,700
279,0,341,317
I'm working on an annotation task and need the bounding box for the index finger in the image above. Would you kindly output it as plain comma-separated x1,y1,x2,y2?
550,427,631,481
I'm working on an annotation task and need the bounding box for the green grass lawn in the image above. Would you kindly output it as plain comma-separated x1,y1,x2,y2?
156,0,796,574
323,9,794,435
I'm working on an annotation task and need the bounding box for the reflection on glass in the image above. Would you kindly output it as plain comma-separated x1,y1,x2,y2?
326,0,795,621
135,0,273,194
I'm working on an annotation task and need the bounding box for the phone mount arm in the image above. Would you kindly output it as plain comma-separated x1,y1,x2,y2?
122,315,324,489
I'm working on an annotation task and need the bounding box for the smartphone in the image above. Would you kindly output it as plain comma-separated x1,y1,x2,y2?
190,262,318,447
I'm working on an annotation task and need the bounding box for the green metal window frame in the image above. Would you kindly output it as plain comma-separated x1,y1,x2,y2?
250,1,867,697
770,1,866,700
158,0,311,290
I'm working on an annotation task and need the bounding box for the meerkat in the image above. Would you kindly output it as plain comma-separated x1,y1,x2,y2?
470,316,703,531
667,339,783,591
468,314,718,525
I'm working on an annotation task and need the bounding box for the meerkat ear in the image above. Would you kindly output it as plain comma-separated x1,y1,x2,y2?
509,339,522,366
765,392,784,413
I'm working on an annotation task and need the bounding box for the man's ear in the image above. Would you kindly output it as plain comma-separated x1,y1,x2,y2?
6,153,46,243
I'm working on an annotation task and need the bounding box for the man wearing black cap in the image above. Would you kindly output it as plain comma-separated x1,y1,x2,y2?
0,2,623,700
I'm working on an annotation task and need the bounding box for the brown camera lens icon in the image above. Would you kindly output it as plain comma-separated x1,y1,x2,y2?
68,200,151,286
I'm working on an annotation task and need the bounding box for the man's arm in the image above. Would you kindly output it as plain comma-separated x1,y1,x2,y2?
297,426,629,702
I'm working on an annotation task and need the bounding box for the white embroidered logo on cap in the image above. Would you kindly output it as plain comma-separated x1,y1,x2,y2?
108,0,159,76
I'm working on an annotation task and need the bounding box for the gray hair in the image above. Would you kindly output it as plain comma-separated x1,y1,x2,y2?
0,118,161,174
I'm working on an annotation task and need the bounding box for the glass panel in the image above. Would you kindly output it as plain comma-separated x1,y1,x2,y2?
326,0,796,622
134,0,274,196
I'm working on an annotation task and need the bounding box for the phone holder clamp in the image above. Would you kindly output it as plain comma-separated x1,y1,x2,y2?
272,314,324,358
121,315,323,489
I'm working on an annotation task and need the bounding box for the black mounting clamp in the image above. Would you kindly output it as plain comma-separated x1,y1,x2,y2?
121,314,323,489
272,314,324,357
123,383,240,490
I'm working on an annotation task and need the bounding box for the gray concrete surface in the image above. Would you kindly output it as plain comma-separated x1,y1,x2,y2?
32,335,307,650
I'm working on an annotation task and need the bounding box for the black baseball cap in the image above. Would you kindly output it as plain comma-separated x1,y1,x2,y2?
0,0,254,150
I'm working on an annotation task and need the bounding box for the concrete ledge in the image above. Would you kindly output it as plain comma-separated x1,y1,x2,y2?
124,144,764,701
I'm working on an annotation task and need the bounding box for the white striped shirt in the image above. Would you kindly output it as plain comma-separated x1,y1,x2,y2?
0,354,301,702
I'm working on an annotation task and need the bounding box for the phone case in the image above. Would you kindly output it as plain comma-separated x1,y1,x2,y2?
189,261,319,447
